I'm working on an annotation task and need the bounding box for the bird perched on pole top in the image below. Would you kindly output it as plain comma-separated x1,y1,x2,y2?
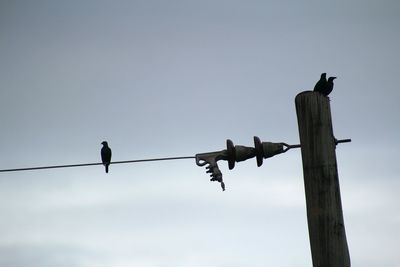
313,73,327,94
101,141,112,173
325,76,337,96
313,73,336,96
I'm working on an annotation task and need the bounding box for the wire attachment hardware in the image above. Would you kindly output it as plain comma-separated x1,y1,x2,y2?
195,150,227,191
196,136,352,190
196,136,295,190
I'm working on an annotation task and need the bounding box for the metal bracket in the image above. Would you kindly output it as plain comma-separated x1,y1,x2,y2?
195,137,291,191
195,150,228,191
195,136,351,191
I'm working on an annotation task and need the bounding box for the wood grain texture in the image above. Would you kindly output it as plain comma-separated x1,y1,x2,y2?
295,91,350,267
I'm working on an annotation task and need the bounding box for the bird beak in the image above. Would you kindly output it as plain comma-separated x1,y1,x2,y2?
333,77,337,80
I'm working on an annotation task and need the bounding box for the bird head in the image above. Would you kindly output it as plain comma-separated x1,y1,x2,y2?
101,141,108,146
328,77,337,82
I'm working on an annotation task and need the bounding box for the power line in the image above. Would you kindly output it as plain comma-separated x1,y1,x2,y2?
0,156,195,173
0,139,351,174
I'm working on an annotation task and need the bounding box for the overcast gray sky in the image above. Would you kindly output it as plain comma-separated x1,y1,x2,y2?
1,1,400,266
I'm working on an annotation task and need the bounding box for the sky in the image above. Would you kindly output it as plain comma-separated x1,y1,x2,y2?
0,0,399,266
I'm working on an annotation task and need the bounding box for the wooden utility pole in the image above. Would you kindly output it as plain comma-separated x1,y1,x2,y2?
295,91,351,267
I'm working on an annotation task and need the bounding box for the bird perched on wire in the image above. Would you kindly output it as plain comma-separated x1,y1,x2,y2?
101,141,112,173
313,73,327,94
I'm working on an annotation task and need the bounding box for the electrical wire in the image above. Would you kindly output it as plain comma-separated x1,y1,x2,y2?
0,139,351,173
0,156,195,173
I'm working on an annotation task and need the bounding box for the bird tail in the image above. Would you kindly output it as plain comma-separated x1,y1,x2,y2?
105,164,109,173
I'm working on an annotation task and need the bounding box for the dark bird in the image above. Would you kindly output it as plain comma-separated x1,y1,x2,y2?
324,76,337,96
313,73,327,94
101,141,112,173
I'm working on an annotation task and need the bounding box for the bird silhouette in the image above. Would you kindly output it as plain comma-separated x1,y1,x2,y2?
324,76,336,96
313,73,327,94
101,141,112,173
